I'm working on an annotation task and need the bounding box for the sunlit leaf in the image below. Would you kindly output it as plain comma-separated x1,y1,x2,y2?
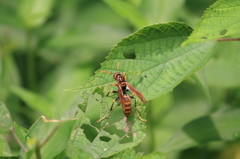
0,101,12,133
160,107,240,152
67,22,216,102
183,0,240,45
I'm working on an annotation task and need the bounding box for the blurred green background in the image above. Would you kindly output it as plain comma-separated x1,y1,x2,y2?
1,0,240,158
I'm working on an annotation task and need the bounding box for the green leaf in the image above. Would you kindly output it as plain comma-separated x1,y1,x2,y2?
70,116,146,158
13,122,28,144
183,0,240,45
68,22,217,102
103,0,148,29
137,151,166,159
66,145,93,159
110,148,142,159
160,107,240,152
21,116,76,159
18,0,55,28
10,85,53,118
77,92,89,113
0,101,12,133
191,70,211,102
0,137,3,156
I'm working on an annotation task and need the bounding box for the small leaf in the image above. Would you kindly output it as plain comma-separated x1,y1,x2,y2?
13,122,28,144
77,91,89,113
10,85,53,117
92,86,105,98
183,0,240,45
160,107,240,152
0,101,12,133
21,116,76,159
103,0,148,29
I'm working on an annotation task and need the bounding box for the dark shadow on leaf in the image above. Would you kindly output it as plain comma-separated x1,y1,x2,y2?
82,124,98,142
220,29,228,36
182,116,221,144
201,37,208,39
100,136,111,142
123,50,136,59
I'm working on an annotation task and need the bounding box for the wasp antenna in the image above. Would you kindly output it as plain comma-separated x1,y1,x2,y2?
101,71,114,74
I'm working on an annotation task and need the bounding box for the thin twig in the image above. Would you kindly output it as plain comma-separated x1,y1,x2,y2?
10,128,27,153
216,38,240,41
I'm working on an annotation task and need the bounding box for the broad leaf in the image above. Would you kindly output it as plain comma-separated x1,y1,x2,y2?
0,101,12,133
160,107,240,152
67,22,217,102
183,0,240,45
21,116,76,159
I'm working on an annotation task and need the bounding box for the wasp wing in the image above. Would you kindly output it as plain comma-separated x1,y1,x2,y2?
126,82,147,104
117,84,126,109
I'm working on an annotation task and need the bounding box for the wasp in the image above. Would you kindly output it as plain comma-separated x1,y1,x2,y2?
97,62,147,122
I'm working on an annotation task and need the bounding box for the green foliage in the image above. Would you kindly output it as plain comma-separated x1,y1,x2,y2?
68,22,216,102
161,107,240,152
183,0,240,45
0,101,12,133
1,0,240,158
21,116,76,159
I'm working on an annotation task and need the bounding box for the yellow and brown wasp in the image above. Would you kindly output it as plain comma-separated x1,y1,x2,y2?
97,62,147,122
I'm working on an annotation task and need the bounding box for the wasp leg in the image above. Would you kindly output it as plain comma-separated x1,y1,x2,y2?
97,96,119,122
106,90,118,96
130,96,147,122
104,83,117,91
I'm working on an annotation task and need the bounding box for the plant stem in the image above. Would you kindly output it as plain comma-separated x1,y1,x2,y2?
10,128,27,153
35,144,42,159
216,38,240,41
26,29,36,91
147,101,155,152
